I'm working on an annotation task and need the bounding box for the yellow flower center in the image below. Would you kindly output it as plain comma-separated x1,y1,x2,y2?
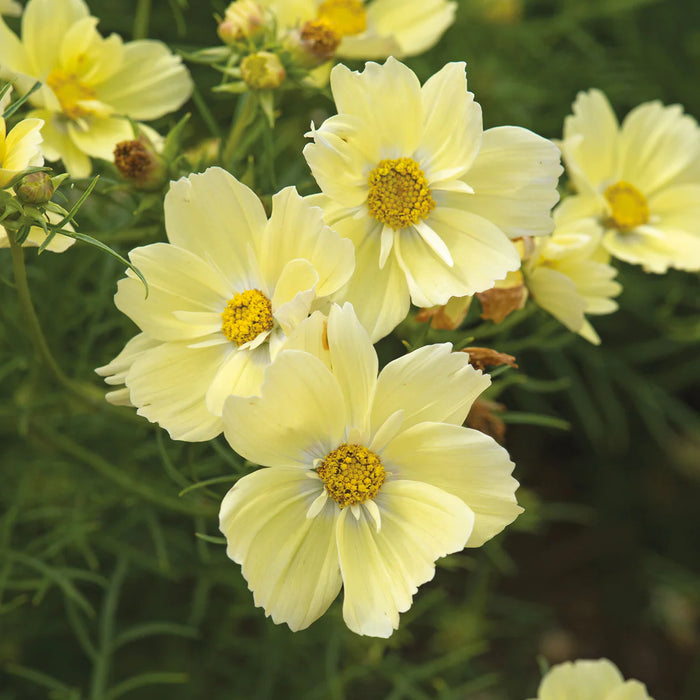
604,181,649,230
317,0,367,37
46,69,96,120
367,158,436,230
317,443,385,508
221,289,274,346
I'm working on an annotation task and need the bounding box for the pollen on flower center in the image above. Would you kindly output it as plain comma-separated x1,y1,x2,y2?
367,157,436,230
300,19,342,60
221,289,273,346
317,443,385,508
317,0,367,37
46,69,96,120
604,181,649,230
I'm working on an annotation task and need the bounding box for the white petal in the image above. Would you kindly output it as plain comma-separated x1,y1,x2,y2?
337,479,474,637
382,422,521,547
219,468,342,632
371,344,489,433
222,350,347,468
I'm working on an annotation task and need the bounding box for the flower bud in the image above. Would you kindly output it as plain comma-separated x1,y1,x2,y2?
218,0,265,44
113,136,167,191
14,171,55,205
240,51,286,91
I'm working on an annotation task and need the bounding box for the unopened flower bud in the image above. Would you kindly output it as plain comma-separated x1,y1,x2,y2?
218,0,265,44
14,171,54,205
114,137,166,191
240,51,286,91
285,19,340,68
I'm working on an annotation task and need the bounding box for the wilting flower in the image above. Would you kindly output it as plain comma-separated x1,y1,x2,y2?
96,167,354,442
523,199,621,344
220,304,521,636
304,58,561,340
529,658,654,700
262,0,456,60
0,0,192,177
560,88,700,273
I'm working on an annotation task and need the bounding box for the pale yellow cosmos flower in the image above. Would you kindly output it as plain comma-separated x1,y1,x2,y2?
219,303,522,636
524,199,622,344
0,0,192,177
304,58,562,340
96,167,355,442
261,0,456,60
529,658,654,700
560,88,700,273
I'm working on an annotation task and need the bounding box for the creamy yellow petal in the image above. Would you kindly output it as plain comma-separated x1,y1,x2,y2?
418,62,482,182
325,303,377,434
463,126,562,238
125,340,231,441
222,350,347,468
219,467,342,631
381,422,520,547
95,332,160,387
561,88,619,194
371,344,489,433
270,258,318,334
602,226,675,274
335,33,399,61
35,110,92,177
528,265,587,335
329,58,423,156
164,168,268,284
205,344,269,415
331,216,411,341
0,117,43,186
618,100,700,196
261,186,355,297
337,479,474,637
536,659,625,700
115,243,230,342
394,208,521,307
96,40,192,120
21,0,88,78
365,0,456,57
67,116,133,161
608,681,654,700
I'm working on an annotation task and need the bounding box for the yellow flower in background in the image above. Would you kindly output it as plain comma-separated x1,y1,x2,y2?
524,199,621,344
96,167,355,442
560,88,700,273
304,58,562,340
529,658,654,700
0,114,43,188
0,0,21,17
262,0,456,60
0,0,192,177
219,303,522,636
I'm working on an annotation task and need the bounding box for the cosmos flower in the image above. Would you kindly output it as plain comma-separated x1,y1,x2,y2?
304,57,561,340
560,88,700,273
529,658,654,700
524,199,621,344
262,0,456,61
96,167,354,442
0,0,192,177
219,303,522,636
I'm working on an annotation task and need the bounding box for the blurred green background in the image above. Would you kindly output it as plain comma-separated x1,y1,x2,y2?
2,0,699,698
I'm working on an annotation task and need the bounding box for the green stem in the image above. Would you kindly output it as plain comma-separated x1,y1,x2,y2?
132,0,151,39
34,424,215,518
8,229,72,388
222,94,257,167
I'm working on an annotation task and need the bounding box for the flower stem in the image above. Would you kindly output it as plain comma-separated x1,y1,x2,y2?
222,94,257,167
